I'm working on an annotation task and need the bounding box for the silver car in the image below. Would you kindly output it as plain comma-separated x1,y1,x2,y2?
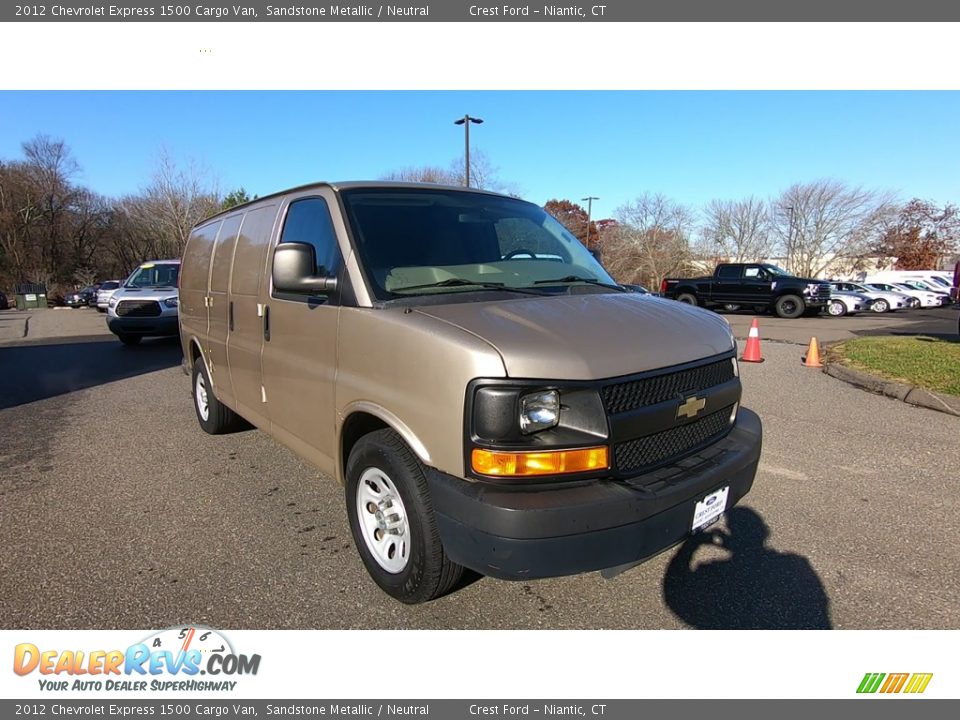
106,260,180,345
826,291,874,317
866,282,935,308
827,281,911,313
95,280,121,312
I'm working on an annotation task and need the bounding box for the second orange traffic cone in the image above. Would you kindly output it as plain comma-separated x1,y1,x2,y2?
803,337,824,368
741,318,764,363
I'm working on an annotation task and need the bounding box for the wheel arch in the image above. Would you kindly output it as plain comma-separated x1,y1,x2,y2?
338,403,433,485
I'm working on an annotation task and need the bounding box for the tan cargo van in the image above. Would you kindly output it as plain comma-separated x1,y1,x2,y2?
179,182,762,603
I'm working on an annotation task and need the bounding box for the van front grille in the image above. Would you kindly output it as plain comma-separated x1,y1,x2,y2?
614,405,733,476
602,358,735,415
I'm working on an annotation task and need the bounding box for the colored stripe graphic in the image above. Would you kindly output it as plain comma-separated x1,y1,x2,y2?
857,673,885,693
857,672,933,694
903,674,933,694
880,673,909,693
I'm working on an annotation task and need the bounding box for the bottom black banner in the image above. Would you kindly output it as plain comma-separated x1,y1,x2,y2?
1,700,956,720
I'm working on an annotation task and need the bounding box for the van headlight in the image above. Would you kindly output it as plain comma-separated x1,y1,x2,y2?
468,381,609,479
162,296,179,308
519,390,560,434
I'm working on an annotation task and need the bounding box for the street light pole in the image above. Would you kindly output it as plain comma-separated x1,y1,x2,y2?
582,196,599,248
454,115,484,187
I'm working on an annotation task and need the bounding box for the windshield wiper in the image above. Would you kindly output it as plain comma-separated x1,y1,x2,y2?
391,278,545,296
532,275,628,292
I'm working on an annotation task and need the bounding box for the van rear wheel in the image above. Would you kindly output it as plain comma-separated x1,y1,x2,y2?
192,360,245,434
346,429,464,604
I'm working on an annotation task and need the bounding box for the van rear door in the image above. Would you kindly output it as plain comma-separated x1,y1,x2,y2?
180,219,222,349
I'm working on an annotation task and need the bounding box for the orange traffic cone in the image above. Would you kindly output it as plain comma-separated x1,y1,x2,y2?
741,318,764,363
803,337,824,368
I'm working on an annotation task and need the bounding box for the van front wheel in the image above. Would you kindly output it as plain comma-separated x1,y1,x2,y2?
192,360,245,434
346,429,464,604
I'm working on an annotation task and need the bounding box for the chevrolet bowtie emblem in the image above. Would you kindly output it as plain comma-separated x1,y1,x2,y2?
677,396,706,419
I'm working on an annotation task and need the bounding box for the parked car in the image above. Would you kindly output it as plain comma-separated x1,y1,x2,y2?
826,281,911,313
895,280,951,305
622,283,650,294
661,263,832,318
826,291,875,317
95,280,122,312
64,285,99,308
865,281,938,308
106,261,180,345
179,182,762,604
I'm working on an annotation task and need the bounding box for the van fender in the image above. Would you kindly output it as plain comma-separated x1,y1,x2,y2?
185,336,219,395
337,401,433,481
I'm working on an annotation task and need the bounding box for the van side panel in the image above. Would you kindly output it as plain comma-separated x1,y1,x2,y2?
207,214,243,406
226,204,279,429
179,220,222,362
335,307,506,482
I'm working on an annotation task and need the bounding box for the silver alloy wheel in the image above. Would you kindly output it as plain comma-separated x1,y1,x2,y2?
195,372,210,421
827,300,845,316
356,467,410,574
871,299,889,313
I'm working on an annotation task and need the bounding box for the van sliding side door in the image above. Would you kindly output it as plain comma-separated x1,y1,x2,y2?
226,204,279,430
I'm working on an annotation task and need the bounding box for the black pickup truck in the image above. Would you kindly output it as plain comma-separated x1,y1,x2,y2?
661,263,832,318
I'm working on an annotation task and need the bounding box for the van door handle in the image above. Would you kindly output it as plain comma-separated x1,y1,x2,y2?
228,301,234,332
263,305,270,342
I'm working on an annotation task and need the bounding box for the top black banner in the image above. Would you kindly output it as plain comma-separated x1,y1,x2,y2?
4,1,957,22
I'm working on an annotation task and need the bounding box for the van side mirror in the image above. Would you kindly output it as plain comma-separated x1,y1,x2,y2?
273,242,339,295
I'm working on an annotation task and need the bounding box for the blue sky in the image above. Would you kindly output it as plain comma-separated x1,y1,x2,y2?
1,91,957,218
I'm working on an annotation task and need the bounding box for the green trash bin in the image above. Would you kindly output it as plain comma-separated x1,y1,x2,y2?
14,283,48,310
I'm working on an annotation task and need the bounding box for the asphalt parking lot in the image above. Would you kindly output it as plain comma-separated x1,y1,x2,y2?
0,305,958,629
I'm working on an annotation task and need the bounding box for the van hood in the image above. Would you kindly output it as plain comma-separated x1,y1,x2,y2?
413,293,735,380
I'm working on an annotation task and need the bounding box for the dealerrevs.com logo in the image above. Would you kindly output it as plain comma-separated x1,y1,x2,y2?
857,673,933,695
13,627,261,692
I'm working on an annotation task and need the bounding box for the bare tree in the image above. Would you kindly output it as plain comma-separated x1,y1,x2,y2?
699,197,773,263
381,165,458,185
604,194,694,290
773,180,894,278
382,151,519,195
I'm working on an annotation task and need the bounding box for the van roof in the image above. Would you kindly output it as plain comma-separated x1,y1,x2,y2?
194,181,517,228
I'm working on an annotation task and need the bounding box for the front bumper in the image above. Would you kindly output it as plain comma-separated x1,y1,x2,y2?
107,315,179,337
428,407,762,580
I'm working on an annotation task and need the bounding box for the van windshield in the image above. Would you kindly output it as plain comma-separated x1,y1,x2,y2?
125,263,180,288
339,188,617,300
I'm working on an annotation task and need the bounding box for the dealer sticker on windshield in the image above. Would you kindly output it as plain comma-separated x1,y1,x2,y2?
692,486,729,532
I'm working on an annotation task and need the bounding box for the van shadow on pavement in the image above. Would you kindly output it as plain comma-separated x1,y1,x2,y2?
662,506,832,629
0,336,183,410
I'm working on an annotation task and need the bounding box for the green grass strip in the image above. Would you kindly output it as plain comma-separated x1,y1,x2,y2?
828,335,960,396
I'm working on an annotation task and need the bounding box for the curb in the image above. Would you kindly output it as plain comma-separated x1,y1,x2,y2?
823,361,960,417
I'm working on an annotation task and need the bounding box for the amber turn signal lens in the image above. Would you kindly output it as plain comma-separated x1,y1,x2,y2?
471,446,609,477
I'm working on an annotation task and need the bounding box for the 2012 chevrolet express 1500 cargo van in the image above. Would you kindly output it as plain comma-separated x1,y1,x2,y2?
179,182,762,604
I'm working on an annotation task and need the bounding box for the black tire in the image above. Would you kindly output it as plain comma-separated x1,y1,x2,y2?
827,300,847,317
676,292,698,306
117,334,141,346
346,429,464,604
871,298,889,313
774,294,805,319
191,359,245,434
